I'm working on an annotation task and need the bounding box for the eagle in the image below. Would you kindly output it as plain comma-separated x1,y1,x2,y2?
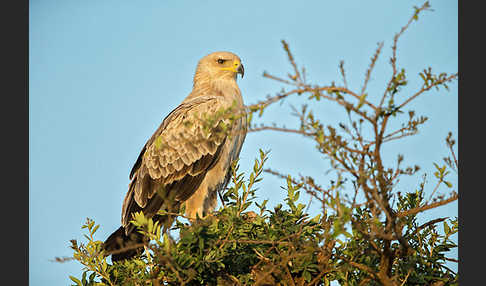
103,51,247,261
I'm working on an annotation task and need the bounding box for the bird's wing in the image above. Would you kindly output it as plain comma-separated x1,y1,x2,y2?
121,95,233,225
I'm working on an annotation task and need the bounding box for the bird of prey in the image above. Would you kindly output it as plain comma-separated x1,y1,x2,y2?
103,51,247,261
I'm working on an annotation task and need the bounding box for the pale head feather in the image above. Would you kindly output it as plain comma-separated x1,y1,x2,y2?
188,51,243,100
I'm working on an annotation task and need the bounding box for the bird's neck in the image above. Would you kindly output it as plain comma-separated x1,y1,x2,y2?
189,75,242,104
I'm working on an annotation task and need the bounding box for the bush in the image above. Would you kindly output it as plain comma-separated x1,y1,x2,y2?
63,2,458,285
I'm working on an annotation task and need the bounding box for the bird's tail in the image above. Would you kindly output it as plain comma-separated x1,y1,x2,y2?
103,226,146,262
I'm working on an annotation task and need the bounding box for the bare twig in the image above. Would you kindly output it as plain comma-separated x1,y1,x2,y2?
361,42,384,96
396,73,458,110
380,1,432,108
397,194,458,218
281,40,303,84
339,60,348,89
248,125,314,136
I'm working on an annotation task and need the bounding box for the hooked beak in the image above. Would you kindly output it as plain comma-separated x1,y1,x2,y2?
221,59,245,79
237,63,244,79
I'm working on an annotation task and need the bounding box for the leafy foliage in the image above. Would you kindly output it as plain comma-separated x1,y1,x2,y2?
64,2,457,285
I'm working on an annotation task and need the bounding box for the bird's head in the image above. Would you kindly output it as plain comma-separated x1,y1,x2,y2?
193,51,244,87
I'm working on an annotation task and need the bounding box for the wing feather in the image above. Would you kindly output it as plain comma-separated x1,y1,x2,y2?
125,96,232,217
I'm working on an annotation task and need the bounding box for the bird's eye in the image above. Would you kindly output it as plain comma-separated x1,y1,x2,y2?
217,59,225,64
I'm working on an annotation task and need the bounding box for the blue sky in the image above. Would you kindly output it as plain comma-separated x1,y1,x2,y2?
29,0,457,285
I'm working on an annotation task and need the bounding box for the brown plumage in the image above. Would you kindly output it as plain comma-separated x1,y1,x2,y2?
103,51,247,261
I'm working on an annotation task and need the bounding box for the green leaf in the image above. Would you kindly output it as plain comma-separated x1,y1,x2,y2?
69,276,83,286
443,221,450,235
81,272,87,284
357,93,367,109
101,259,107,272
303,270,311,281
310,214,321,224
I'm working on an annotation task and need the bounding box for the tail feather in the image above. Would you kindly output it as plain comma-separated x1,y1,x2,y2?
103,226,145,262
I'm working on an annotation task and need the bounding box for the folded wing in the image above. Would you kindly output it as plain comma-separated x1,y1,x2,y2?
120,96,232,229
